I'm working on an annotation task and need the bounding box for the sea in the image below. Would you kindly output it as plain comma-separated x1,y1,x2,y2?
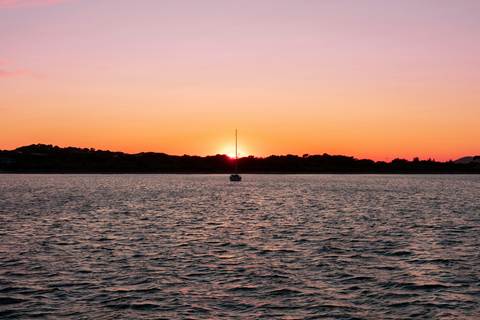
0,174,479,319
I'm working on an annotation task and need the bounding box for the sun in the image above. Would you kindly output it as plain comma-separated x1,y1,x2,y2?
219,146,246,159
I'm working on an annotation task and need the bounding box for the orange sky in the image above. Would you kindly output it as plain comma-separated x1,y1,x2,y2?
1,0,479,161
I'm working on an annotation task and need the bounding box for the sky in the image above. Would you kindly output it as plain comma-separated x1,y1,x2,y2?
1,0,479,161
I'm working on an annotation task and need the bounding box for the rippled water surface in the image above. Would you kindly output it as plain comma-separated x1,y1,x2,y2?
1,174,479,319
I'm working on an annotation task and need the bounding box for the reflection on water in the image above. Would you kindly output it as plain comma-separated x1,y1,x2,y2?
1,174,479,319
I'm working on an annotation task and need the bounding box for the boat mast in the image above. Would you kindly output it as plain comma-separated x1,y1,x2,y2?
235,129,238,174
229,129,241,181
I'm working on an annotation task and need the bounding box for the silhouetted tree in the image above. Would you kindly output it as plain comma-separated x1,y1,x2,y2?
0,144,478,174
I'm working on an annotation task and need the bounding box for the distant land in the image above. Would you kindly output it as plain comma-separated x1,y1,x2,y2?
1,144,479,174
453,156,480,165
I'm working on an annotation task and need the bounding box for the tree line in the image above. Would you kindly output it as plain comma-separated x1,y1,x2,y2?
0,144,479,173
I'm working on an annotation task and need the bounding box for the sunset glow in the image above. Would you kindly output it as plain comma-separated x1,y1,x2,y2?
1,1,479,161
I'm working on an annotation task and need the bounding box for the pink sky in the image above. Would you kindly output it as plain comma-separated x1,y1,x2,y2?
0,0,75,9
1,0,479,161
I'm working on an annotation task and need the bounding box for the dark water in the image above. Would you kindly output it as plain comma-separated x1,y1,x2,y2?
1,174,479,319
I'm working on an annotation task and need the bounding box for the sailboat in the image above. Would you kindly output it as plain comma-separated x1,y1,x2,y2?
229,130,242,181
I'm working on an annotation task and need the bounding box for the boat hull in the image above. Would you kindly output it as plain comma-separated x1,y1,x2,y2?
229,174,242,181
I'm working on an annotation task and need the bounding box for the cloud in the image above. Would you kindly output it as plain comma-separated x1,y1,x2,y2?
0,61,45,79
0,0,75,9
0,68,45,79
0,69,27,77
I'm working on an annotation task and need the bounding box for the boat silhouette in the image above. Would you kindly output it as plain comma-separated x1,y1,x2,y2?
229,130,242,181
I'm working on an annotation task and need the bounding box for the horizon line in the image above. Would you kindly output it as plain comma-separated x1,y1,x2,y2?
3,143,478,164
